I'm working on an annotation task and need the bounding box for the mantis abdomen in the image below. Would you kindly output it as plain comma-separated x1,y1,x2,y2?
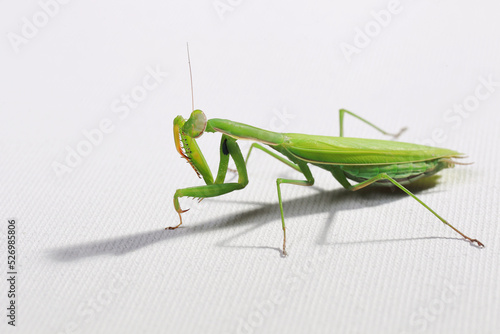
338,159,450,186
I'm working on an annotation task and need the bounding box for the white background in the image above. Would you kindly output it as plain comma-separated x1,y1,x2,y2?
1,1,500,333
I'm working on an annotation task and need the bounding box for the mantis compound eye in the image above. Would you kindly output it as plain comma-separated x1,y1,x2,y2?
183,110,207,138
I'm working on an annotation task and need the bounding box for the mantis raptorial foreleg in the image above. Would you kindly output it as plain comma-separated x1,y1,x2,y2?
339,109,407,139
343,172,484,247
169,135,249,229
276,162,315,256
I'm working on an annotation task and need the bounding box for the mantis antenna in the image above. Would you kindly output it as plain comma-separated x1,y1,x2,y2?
187,42,194,111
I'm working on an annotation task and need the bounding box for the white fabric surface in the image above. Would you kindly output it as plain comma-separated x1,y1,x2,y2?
1,1,499,333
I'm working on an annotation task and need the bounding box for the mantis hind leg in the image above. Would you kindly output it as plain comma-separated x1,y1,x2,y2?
169,135,249,229
338,109,407,139
347,173,484,247
276,162,315,256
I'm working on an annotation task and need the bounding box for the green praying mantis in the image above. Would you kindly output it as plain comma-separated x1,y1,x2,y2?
168,49,484,256
169,108,484,255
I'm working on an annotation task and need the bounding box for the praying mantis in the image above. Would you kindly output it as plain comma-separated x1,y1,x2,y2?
169,108,484,255
167,47,484,256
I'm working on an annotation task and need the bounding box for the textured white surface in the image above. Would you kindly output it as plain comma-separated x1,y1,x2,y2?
1,1,500,333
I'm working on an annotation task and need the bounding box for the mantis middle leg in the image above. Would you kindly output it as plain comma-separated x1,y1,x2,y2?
244,142,315,255
276,161,315,256
245,143,301,172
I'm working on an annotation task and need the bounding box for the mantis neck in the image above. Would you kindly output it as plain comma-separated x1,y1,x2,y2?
206,118,284,145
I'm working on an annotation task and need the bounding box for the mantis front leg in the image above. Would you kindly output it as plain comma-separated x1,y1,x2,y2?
169,135,249,229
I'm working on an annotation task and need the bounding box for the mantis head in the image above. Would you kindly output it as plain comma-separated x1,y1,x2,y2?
174,110,213,183
181,109,207,138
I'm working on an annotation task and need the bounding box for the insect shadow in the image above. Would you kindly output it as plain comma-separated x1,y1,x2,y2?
48,175,455,261
214,175,459,252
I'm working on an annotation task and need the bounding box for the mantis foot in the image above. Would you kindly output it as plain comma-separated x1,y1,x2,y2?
468,238,485,248
226,167,238,181
390,127,408,140
281,237,288,257
166,209,189,230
